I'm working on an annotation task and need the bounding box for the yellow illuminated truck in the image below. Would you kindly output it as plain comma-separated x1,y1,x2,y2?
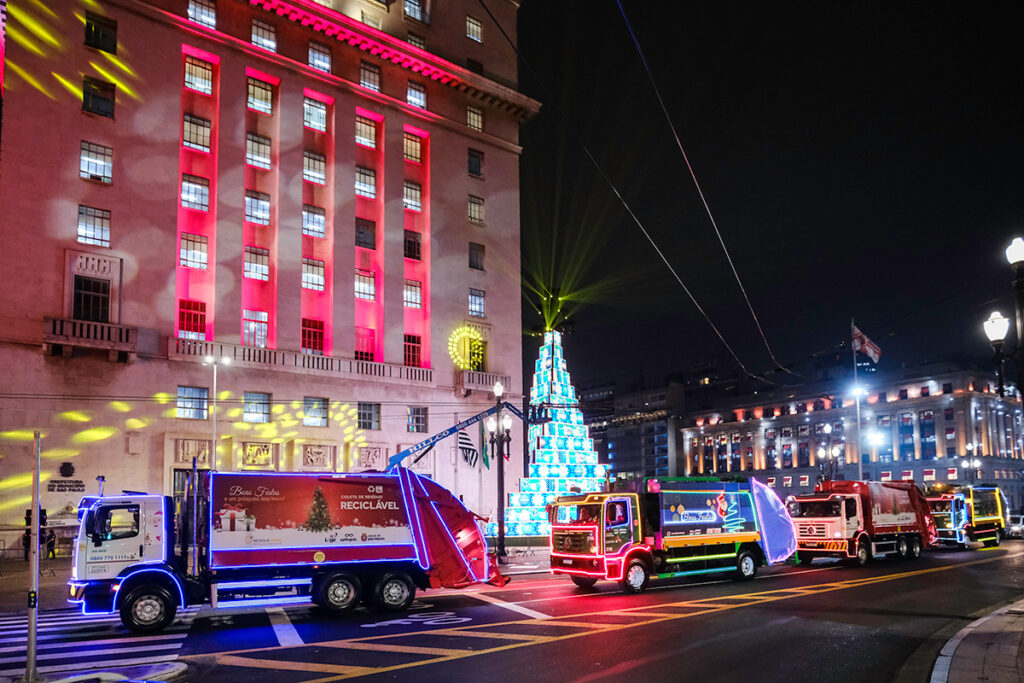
926,485,1009,548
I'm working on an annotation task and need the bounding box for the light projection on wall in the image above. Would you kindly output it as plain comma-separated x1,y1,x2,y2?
447,325,483,371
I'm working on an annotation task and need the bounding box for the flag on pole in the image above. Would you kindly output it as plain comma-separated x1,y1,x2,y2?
851,324,881,363
457,429,478,467
479,420,490,469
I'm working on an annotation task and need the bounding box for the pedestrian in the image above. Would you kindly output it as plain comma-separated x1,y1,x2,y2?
45,529,56,559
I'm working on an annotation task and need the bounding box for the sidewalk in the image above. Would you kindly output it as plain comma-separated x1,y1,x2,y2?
933,597,1024,683
499,546,550,576
0,556,73,614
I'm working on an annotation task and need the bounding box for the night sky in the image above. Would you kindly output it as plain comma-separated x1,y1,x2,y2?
514,1,1024,390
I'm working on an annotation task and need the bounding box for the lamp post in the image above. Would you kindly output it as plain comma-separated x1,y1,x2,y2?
984,311,1012,397
962,457,982,484
203,356,231,465
487,381,511,563
818,423,835,481
852,386,868,481
198,355,229,576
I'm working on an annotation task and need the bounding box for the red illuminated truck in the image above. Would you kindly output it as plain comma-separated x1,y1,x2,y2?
68,468,504,632
788,480,935,565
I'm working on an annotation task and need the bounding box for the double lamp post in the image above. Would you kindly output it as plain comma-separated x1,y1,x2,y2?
486,381,512,563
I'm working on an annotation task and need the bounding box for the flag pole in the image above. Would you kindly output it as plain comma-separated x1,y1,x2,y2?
851,319,864,481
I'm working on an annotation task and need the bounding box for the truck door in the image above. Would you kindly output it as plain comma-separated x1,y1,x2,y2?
604,498,634,555
85,503,143,579
843,497,860,536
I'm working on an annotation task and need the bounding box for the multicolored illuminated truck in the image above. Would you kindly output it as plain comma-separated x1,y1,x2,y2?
68,469,504,632
788,480,935,565
548,478,796,592
926,485,1008,548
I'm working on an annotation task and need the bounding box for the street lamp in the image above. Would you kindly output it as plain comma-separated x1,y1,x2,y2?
203,356,231,464
487,381,511,563
1005,237,1024,399
984,311,1012,397
961,457,982,484
199,355,229,577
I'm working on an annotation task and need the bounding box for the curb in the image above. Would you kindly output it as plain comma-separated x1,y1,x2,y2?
929,597,1024,683
38,662,189,683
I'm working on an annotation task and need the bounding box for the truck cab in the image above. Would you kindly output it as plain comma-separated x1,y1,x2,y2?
550,494,643,588
788,494,864,561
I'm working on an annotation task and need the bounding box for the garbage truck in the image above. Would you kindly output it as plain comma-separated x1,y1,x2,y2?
68,468,505,632
548,477,796,593
926,485,1008,548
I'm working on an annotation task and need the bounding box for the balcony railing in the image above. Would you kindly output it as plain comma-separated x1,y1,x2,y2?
459,370,511,393
43,317,137,361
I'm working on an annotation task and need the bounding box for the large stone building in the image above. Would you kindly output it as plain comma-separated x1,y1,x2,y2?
0,0,538,545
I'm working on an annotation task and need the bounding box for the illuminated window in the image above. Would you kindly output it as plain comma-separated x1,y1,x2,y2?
357,401,380,429
243,391,271,423
251,18,276,52
355,327,375,362
466,15,482,42
303,152,326,185
302,258,326,291
355,116,376,148
304,397,328,427
183,114,211,152
469,288,485,317
403,334,422,368
302,205,326,238
407,406,428,433
301,318,324,355
404,0,426,22
355,269,376,300
469,242,485,270
468,195,484,223
187,0,216,29
180,233,208,269
247,77,273,114
73,275,109,323
80,141,113,183
408,33,425,49
244,190,270,225
85,12,117,54
355,218,376,249
468,148,483,177
355,166,376,198
360,62,381,92
407,81,426,109
181,174,210,211
177,299,206,340
403,279,422,309
246,133,271,169
177,386,208,419
403,230,421,260
467,105,483,132
243,246,270,281
243,309,269,348
184,56,213,94
360,11,382,29
308,41,331,73
83,76,115,118
403,181,422,211
304,97,327,132
77,206,110,247
403,133,422,163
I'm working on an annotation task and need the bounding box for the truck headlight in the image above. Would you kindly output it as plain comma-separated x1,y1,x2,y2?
590,545,598,554
833,532,841,538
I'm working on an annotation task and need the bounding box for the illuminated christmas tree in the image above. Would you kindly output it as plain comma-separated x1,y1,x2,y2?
722,494,746,533
305,486,333,532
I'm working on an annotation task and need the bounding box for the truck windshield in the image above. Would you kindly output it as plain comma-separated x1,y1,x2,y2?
930,500,952,513
789,500,842,518
555,504,602,525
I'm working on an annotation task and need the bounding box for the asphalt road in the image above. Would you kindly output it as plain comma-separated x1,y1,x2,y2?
3,544,1023,682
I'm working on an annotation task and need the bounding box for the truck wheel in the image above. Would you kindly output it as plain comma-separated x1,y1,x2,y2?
571,576,599,589
797,554,814,566
907,536,922,560
318,573,361,613
119,586,176,633
984,535,1001,548
619,559,649,594
734,551,757,581
373,572,415,611
852,539,870,567
895,536,909,560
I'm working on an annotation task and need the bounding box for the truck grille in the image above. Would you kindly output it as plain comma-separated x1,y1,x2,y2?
552,530,594,555
798,523,828,538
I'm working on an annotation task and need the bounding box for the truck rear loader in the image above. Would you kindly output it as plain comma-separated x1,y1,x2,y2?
927,485,1008,548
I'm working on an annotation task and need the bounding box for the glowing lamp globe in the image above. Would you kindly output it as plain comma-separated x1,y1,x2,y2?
486,416,497,434
1006,237,1024,266
983,311,1010,343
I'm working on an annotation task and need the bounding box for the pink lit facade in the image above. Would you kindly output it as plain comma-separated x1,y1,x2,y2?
0,0,538,537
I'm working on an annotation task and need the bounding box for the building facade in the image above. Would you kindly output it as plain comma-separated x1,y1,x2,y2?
0,0,538,542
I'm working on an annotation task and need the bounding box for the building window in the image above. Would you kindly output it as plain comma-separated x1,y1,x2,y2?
244,392,271,423
466,15,483,42
301,318,324,355
73,275,110,323
187,0,216,29
407,81,426,109
355,116,377,148
899,389,909,400
180,233,208,269
178,299,206,340
177,386,208,419
83,76,115,118
403,279,422,309
944,407,955,421
403,133,423,163
403,334,422,368
304,97,327,132
302,205,326,238
355,269,376,300
245,133,271,169
247,77,273,114
468,195,485,223
184,56,213,94
308,41,331,73
303,152,326,184
80,141,113,183
77,205,111,247
469,288,485,317
244,190,271,225
244,246,270,281
360,62,381,92
302,258,326,291
360,11,382,30
407,33,425,49
243,309,269,348
355,166,376,198
181,174,210,211
183,114,211,152
468,148,483,177
355,327,375,362
407,406,428,433
469,242,485,270
942,382,954,394
85,12,117,54
251,18,276,51
355,218,376,249
403,181,422,211
404,0,427,22
404,230,421,260
467,105,483,132
357,402,380,430
304,397,328,427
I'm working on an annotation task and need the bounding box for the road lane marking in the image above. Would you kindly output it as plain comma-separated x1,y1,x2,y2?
267,607,304,647
0,632,186,654
216,655,374,676
327,642,467,657
468,591,551,619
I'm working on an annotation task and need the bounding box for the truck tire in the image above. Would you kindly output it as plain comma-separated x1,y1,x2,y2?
373,572,416,611
907,536,922,560
797,554,814,566
852,539,870,567
895,536,909,560
619,559,649,594
734,551,757,581
983,535,1001,548
119,586,176,633
318,573,361,613
571,576,599,589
